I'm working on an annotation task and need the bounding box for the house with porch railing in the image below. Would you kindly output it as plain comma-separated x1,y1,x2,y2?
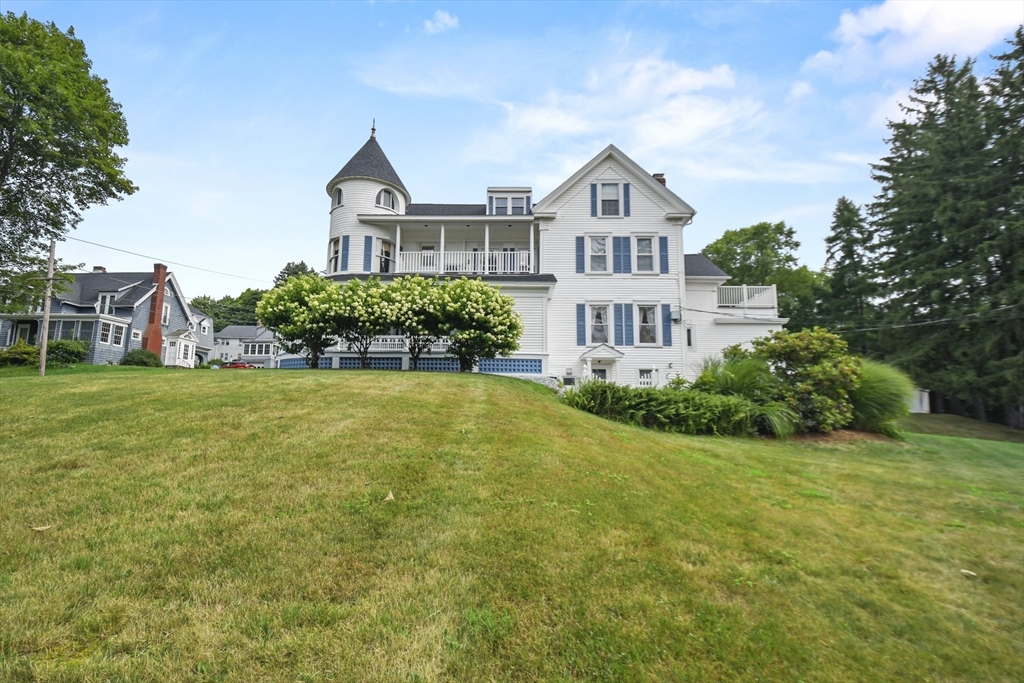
271,128,786,385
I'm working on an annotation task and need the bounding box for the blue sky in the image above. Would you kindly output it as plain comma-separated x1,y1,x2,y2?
7,1,1021,297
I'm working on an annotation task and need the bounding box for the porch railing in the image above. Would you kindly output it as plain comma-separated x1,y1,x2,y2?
340,335,450,353
717,285,777,308
397,250,532,275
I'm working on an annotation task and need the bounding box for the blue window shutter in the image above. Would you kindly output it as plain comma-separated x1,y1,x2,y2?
525,196,531,214
662,304,672,346
590,184,597,217
622,236,631,274
623,183,631,217
624,305,634,345
576,236,585,273
488,196,493,215
659,236,669,273
612,237,623,274
363,235,373,271
614,303,624,346
341,235,350,271
576,304,586,346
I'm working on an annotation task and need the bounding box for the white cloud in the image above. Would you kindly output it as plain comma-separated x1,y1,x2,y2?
805,0,1021,79
788,80,813,100
424,10,459,35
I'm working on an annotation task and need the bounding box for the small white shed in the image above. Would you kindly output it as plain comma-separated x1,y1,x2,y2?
164,329,198,368
908,388,930,414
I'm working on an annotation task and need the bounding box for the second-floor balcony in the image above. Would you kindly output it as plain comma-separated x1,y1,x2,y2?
395,250,532,275
717,285,777,309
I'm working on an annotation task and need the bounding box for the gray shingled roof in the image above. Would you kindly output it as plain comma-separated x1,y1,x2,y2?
188,304,211,319
405,203,487,216
216,325,260,339
327,136,409,201
685,254,730,278
56,271,154,307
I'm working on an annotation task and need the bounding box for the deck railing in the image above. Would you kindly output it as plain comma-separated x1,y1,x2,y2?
340,335,450,353
717,285,777,308
397,250,532,275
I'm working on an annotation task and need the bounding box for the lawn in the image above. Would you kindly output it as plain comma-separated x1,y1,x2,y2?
1,367,1021,681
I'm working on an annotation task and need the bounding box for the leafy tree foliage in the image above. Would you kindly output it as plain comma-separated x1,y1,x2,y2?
389,275,444,370
255,275,341,369
701,221,828,324
273,261,314,287
336,277,393,368
191,288,267,332
868,37,1023,422
438,277,523,372
0,13,136,285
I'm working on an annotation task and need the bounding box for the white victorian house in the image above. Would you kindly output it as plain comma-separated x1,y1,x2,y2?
273,130,786,385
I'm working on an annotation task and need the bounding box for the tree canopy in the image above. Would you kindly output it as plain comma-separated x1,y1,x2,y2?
273,261,315,287
0,12,136,292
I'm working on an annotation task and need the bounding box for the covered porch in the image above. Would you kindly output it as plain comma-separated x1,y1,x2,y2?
360,214,538,275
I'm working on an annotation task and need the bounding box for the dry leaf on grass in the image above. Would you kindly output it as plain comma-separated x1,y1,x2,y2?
383,490,394,502
31,526,52,532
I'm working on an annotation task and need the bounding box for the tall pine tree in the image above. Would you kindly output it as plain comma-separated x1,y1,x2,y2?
869,45,1022,423
823,197,875,354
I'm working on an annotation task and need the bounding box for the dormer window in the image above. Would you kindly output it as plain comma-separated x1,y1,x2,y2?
334,188,343,206
376,189,396,211
494,197,508,215
511,198,525,215
98,293,116,315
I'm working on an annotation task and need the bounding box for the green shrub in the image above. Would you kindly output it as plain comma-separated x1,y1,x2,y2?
751,328,862,433
562,380,795,437
46,339,89,365
208,358,223,366
0,341,39,366
692,356,782,404
850,360,914,438
120,349,163,367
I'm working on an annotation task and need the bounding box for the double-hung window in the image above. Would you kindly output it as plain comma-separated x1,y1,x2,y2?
329,238,340,272
635,237,655,272
201,323,209,335
589,236,609,273
99,322,112,344
600,183,620,216
590,305,610,344
494,197,508,215
161,303,170,325
112,325,125,347
637,305,658,345
511,197,525,215
98,293,116,315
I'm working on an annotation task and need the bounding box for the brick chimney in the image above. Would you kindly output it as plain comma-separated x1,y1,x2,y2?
652,173,666,186
141,263,168,355
93,266,107,273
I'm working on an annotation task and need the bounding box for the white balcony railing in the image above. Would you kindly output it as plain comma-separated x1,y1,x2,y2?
397,250,532,275
341,335,450,353
717,285,777,308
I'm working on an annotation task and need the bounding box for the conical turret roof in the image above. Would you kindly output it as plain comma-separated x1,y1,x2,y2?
326,135,409,202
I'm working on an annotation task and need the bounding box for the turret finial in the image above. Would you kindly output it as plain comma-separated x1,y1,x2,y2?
371,118,376,139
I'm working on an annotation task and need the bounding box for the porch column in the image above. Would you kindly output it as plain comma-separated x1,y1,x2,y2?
439,224,445,273
484,223,490,274
395,224,401,272
529,222,534,273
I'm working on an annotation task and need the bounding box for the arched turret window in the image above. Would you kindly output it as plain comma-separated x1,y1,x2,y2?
334,188,343,206
376,189,396,211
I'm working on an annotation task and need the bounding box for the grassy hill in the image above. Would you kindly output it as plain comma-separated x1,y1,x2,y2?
1,368,1021,681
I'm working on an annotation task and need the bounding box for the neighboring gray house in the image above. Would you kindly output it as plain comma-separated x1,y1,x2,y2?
214,325,277,367
0,264,202,367
188,305,215,364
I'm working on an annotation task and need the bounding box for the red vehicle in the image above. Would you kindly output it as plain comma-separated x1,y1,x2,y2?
220,360,256,369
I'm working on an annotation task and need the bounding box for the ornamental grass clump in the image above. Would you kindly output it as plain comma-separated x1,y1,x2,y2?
850,359,915,438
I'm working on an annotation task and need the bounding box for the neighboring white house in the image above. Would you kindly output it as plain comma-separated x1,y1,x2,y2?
273,130,786,385
214,325,278,367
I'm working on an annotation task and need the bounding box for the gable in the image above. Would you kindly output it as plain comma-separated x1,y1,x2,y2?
533,145,695,220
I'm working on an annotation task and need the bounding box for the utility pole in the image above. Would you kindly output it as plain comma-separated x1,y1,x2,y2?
38,239,56,377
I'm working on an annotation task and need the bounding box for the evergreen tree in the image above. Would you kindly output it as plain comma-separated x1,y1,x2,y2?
822,197,875,353
868,53,1007,420
273,261,314,287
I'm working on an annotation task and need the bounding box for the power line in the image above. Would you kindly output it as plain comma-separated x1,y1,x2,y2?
65,237,273,284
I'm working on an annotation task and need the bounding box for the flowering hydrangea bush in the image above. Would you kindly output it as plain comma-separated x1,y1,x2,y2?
256,274,343,369
439,277,523,371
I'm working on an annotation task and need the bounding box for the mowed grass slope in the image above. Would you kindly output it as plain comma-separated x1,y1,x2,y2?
1,368,1021,682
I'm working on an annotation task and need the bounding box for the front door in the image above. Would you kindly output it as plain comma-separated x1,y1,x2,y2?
380,241,393,273
16,324,31,344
